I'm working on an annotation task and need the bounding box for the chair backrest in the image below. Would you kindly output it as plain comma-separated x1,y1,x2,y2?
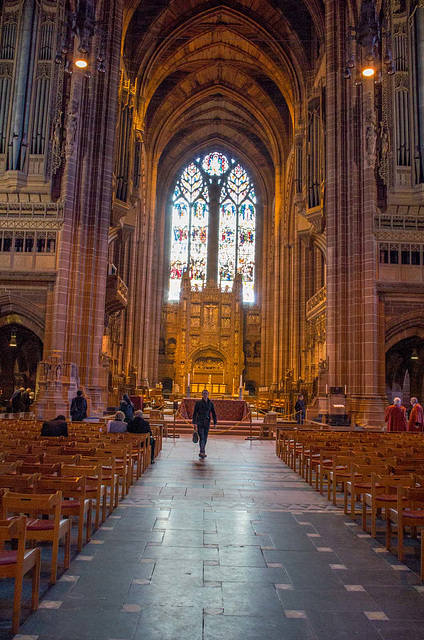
372,473,415,491
61,464,102,479
43,454,81,465
0,515,27,566
0,462,21,475
0,473,40,493
1,491,62,521
36,475,86,499
19,463,62,476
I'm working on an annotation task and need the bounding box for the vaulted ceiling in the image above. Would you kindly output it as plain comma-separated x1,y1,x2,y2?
122,0,324,200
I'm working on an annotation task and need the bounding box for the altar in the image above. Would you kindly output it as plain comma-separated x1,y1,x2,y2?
179,398,250,423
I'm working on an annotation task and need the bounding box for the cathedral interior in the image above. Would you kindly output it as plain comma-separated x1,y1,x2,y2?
0,0,423,427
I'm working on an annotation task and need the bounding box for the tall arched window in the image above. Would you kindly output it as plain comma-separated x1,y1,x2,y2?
169,162,209,300
169,152,256,302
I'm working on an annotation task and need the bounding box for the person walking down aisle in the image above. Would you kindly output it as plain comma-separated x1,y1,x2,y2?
192,389,217,459
385,397,407,432
408,397,424,432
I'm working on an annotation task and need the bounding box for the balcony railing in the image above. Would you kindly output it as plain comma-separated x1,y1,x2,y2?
105,273,128,314
306,285,326,321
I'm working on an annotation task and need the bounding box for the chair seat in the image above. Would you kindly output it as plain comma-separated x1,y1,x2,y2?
61,500,81,509
26,518,67,531
0,549,35,565
377,494,406,503
403,510,424,520
0,550,17,565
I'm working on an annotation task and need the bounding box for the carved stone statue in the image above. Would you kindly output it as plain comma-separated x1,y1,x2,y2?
365,117,377,169
318,359,327,375
65,100,79,159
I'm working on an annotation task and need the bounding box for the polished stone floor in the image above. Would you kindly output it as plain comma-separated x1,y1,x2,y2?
6,436,424,640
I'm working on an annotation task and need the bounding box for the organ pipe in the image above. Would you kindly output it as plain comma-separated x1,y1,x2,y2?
7,0,37,170
414,6,424,183
307,100,321,209
0,75,11,153
116,99,133,202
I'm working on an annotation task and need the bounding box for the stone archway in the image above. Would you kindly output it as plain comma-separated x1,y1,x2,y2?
385,336,424,405
191,348,226,392
0,323,43,408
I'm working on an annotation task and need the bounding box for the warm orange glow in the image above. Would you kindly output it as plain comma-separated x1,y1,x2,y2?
362,67,375,77
75,58,88,69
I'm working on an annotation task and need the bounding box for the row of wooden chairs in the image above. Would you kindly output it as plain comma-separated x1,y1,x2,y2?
0,420,159,634
277,429,424,578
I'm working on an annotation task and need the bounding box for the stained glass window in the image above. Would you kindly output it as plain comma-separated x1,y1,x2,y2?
219,164,256,302
202,152,229,176
169,153,256,302
169,164,209,300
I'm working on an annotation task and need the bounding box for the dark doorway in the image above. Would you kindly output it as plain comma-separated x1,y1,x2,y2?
386,336,424,405
0,324,43,408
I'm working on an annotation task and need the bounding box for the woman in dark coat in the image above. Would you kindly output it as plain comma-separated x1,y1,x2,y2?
119,393,135,422
70,390,88,421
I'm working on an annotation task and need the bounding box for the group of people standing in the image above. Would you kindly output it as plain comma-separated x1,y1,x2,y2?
385,397,424,432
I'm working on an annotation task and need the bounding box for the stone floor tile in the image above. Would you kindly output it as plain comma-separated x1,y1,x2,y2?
306,610,383,640
38,602,62,610
204,613,316,640
364,611,389,621
372,620,424,640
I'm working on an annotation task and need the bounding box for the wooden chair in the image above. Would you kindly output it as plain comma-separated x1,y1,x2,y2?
0,515,41,634
101,443,132,498
83,454,119,515
386,485,424,578
344,463,388,516
43,454,81,465
362,474,415,537
122,433,150,477
0,461,21,475
19,462,62,476
327,453,357,506
36,476,92,552
0,473,40,493
1,491,71,584
61,464,107,530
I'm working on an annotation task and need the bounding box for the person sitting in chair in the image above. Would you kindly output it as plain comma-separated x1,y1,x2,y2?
128,410,156,464
107,411,128,433
41,415,68,437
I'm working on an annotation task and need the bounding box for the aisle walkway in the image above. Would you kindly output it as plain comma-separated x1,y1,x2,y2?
16,437,424,640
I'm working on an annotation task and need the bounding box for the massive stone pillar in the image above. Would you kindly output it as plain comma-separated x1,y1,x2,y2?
325,0,386,426
37,0,123,418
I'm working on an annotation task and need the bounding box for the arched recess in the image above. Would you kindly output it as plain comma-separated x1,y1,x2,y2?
0,296,45,405
385,311,424,352
0,295,45,341
385,311,424,403
188,345,229,388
